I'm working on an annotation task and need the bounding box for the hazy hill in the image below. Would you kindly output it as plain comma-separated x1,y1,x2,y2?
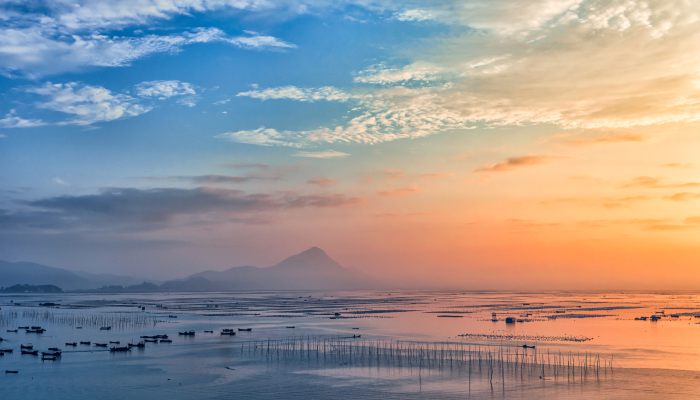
0,260,138,290
187,247,369,290
1,247,371,292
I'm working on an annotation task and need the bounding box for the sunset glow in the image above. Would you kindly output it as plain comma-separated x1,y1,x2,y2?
1,0,699,289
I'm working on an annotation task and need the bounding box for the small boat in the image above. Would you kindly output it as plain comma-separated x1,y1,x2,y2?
159,339,172,343
20,344,33,350
6,329,18,333
651,315,662,321
21,350,38,356
110,346,130,352
155,334,169,339
522,345,536,349
26,328,46,334
140,335,154,339
0,349,13,354
204,330,214,333
80,341,91,345
30,326,42,330
505,317,516,324
178,331,195,336
144,339,158,343
352,334,361,339
48,347,60,351
128,342,145,348
65,342,77,346
94,343,108,347
168,315,178,319
5,370,19,374
18,326,29,330
109,341,120,344
221,330,236,336
285,326,295,329
76,327,83,329
491,312,498,322
41,355,58,361
99,326,112,331
237,328,252,332
42,351,61,356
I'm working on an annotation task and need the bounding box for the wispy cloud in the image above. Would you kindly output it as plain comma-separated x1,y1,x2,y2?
307,177,336,187
0,26,294,77
393,9,435,22
354,62,445,85
0,110,45,128
622,176,700,189
377,186,420,197
2,186,361,233
475,155,553,173
556,132,646,146
216,127,305,148
135,80,196,99
237,86,351,102
293,150,350,159
147,174,280,185
28,82,150,126
665,192,700,202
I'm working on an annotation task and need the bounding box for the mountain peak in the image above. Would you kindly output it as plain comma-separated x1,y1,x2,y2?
272,246,343,271
299,246,327,256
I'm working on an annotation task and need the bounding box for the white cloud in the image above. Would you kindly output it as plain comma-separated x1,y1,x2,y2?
28,82,151,126
216,127,306,148
394,9,435,22
135,80,196,99
52,177,69,186
227,31,296,49
237,86,352,102
0,110,45,128
354,62,445,85
0,24,294,77
293,150,351,159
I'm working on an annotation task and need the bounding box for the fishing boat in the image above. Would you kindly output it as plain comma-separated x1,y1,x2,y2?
21,350,38,356
20,344,33,350
65,342,77,346
237,328,252,332
159,339,172,343
94,343,108,347
80,341,91,345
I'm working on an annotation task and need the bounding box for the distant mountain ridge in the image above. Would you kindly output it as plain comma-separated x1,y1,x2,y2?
0,260,138,290
0,247,372,292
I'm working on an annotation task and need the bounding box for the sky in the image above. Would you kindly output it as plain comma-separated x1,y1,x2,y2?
1,0,699,289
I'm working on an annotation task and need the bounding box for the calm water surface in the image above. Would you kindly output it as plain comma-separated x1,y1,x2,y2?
0,291,699,399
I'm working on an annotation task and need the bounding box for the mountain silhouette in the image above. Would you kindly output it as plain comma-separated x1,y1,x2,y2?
187,246,368,290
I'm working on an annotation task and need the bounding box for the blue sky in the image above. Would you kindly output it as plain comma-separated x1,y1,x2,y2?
2,1,700,289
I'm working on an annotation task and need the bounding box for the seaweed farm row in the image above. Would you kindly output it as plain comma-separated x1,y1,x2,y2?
0,310,159,330
234,336,613,386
